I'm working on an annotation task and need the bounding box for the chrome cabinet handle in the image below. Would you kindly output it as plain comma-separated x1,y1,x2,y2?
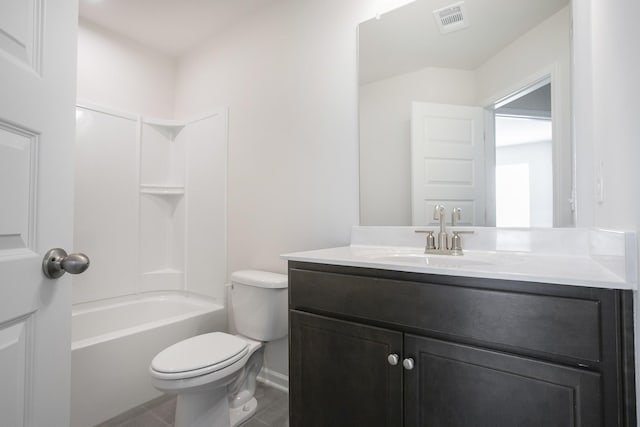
387,354,399,366
42,248,90,279
403,358,414,370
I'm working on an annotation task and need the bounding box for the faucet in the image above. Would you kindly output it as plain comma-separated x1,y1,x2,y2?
415,206,474,255
433,204,448,250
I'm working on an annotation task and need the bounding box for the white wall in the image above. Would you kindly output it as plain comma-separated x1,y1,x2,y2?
359,67,477,225
77,18,176,118
475,7,571,105
572,0,640,414
584,0,640,231
573,0,640,257
496,141,553,227
174,0,413,384
572,0,595,228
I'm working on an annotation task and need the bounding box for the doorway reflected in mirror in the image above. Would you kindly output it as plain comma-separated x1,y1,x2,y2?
494,82,553,227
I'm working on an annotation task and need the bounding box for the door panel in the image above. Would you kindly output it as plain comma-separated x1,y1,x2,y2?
404,334,602,427
411,102,485,225
290,310,403,427
0,317,34,427
0,1,78,426
0,123,37,250
0,0,42,71
0,121,40,426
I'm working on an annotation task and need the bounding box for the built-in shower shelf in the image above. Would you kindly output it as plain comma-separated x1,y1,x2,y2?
142,117,186,140
140,184,185,196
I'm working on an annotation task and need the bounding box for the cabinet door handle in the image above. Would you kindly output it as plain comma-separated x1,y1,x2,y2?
403,358,414,370
387,354,399,366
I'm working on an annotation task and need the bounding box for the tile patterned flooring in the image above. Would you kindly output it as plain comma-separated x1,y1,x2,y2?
97,383,288,427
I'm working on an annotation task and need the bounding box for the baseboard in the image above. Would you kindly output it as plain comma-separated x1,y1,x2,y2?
257,367,289,393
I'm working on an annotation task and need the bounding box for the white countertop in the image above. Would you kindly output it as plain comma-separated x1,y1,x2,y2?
281,227,638,290
282,245,632,289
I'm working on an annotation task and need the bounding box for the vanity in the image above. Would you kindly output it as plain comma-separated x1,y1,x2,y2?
294,0,637,423
283,227,637,427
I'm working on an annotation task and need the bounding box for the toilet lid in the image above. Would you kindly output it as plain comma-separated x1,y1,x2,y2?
151,332,248,376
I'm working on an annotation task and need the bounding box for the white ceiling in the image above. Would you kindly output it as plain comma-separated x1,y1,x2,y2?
78,0,278,57
79,0,569,75
359,0,570,84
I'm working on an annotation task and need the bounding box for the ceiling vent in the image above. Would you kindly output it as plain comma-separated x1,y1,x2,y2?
433,1,470,34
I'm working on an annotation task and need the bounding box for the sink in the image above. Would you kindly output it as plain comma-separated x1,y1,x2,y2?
353,247,498,268
349,247,529,269
371,253,492,268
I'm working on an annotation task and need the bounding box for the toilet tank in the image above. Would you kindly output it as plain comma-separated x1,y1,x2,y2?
230,270,288,341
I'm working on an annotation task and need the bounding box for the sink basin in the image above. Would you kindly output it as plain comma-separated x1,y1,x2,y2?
350,247,529,270
371,253,492,268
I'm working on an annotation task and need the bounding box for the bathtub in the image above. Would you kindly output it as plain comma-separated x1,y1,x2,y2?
70,292,226,427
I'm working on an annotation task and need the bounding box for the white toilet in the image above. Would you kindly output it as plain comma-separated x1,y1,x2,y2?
149,270,288,427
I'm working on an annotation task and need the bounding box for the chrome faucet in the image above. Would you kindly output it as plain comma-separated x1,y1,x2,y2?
433,204,448,250
415,206,473,255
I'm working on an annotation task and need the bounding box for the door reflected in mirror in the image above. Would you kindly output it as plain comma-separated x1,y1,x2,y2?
494,81,554,227
359,0,574,228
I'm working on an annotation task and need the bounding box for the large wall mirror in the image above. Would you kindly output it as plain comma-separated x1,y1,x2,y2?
358,0,573,227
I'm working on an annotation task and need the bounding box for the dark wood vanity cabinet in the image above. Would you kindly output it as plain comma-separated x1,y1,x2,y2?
289,310,403,426
403,333,601,426
288,261,637,427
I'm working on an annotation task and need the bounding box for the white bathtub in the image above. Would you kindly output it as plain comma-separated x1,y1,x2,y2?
70,292,226,427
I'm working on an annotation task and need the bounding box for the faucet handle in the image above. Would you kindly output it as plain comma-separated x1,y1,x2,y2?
451,207,462,226
415,230,436,251
450,230,474,255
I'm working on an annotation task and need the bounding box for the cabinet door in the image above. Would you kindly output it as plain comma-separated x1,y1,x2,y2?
290,310,403,427
404,334,602,427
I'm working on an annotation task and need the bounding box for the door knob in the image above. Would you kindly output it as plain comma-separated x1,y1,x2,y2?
42,248,90,279
403,358,414,370
387,354,399,366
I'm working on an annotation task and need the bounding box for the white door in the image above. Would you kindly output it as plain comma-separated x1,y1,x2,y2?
0,2,79,426
411,102,485,226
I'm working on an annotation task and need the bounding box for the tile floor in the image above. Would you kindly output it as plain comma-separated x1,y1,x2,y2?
96,383,288,427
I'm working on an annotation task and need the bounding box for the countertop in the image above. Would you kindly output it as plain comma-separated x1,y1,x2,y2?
282,244,634,290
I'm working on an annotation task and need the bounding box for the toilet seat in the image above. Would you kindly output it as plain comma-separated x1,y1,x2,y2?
150,332,249,380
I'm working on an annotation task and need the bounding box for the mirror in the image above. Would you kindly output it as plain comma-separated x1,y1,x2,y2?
358,0,573,227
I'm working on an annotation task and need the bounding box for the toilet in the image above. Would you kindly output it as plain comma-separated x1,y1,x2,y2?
149,270,288,427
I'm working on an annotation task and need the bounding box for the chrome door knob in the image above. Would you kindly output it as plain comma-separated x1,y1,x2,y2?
387,354,399,366
42,248,90,279
403,358,414,370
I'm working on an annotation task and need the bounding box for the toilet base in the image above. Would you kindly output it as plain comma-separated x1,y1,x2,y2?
229,397,258,427
175,387,230,427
